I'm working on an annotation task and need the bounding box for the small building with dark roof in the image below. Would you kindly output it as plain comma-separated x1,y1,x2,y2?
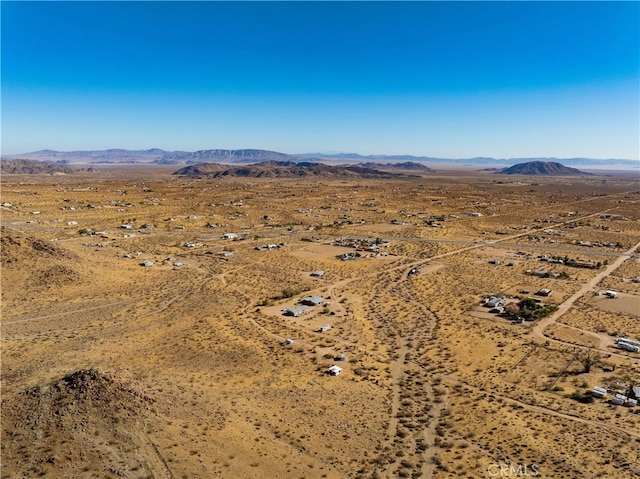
283,306,307,317
300,296,324,306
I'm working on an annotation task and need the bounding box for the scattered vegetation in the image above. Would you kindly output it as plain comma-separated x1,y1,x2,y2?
517,298,558,321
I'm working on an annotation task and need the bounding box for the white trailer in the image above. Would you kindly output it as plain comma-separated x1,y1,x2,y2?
617,342,640,353
617,337,640,347
611,394,626,406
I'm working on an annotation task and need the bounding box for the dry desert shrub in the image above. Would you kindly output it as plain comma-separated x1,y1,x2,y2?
3,172,640,479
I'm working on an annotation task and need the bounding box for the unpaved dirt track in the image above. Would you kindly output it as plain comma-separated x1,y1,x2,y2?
532,240,640,347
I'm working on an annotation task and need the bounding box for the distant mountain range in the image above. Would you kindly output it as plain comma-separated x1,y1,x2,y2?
498,161,591,176
1,148,637,170
173,160,591,178
158,149,292,164
0,156,632,178
301,152,638,169
172,161,413,179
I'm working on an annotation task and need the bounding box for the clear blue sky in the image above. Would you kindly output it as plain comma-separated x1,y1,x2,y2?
2,1,639,159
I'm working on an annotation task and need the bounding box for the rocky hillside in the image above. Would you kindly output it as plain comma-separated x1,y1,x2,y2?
1,227,76,266
499,161,591,175
173,161,409,179
0,369,168,478
1,227,81,297
166,162,228,175
0,159,75,174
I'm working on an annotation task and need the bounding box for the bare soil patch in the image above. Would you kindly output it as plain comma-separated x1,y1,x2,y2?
3,171,640,478
588,292,640,316
289,243,356,260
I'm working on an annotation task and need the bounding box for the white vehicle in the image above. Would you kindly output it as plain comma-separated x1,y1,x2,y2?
617,337,640,347
617,342,640,353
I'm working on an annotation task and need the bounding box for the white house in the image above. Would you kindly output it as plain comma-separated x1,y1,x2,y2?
327,365,342,376
591,386,607,398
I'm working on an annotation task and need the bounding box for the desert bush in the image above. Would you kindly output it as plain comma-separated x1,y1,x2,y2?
569,391,594,404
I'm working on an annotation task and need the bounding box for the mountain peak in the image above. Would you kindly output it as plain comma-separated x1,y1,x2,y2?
499,161,591,176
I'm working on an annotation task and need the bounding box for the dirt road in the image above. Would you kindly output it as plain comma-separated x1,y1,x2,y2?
532,240,640,347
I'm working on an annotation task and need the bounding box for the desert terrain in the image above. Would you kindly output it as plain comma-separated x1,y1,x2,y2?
2,166,640,478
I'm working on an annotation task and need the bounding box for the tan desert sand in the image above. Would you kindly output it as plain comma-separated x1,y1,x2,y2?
2,168,640,478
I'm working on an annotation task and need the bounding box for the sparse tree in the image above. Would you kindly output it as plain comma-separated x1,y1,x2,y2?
578,349,602,373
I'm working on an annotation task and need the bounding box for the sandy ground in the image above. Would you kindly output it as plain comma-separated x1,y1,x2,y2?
2,171,640,478
588,292,640,316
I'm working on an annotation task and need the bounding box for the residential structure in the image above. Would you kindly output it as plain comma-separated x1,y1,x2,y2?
484,297,506,308
283,306,307,317
300,296,324,306
535,288,552,297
